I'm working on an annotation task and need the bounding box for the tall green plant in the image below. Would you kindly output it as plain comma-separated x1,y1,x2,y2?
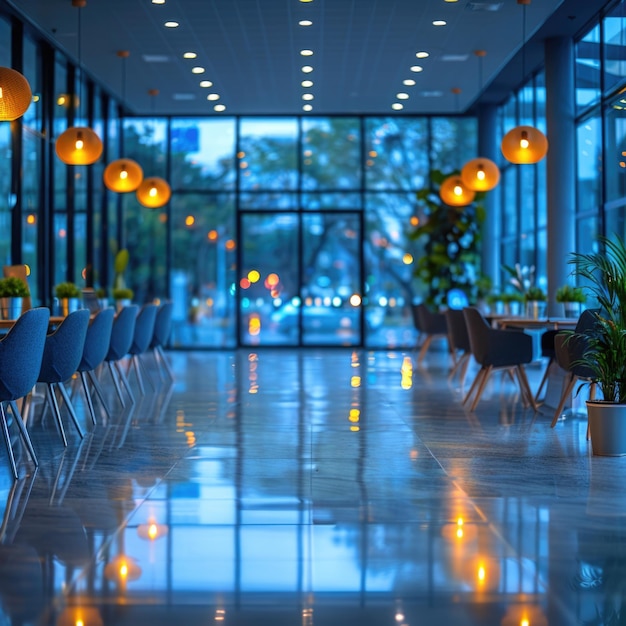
569,234,626,403
408,169,486,309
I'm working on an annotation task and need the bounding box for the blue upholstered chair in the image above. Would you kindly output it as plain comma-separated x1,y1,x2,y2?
149,301,174,382
103,305,138,408
0,307,50,479
75,307,115,425
462,306,535,412
126,303,158,395
37,308,90,446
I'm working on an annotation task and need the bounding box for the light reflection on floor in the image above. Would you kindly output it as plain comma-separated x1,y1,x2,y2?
0,347,620,625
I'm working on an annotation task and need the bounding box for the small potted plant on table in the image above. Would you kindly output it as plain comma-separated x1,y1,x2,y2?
524,286,547,319
54,282,82,316
555,284,586,319
0,276,30,319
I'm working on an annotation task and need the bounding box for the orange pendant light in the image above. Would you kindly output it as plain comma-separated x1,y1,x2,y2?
0,67,32,121
501,125,548,164
56,0,103,165
56,126,103,165
439,175,476,207
461,158,501,191
104,158,143,192
500,0,548,165
136,176,171,208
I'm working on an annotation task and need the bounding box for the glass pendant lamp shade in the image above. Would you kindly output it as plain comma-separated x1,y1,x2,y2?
56,126,103,165
461,157,501,191
500,125,548,164
136,176,171,208
439,175,476,207
104,158,143,192
0,67,32,121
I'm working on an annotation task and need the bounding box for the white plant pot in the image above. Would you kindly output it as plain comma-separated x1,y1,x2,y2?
562,301,581,319
587,400,626,456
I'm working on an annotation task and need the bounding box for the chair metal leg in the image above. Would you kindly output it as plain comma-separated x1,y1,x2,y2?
107,361,126,408
57,382,84,439
0,403,19,480
115,361,136,405
86,370,112,420
127,355,146,395
8,401,38,468
46,384,68,446
154,346,174,382
79,371,98,425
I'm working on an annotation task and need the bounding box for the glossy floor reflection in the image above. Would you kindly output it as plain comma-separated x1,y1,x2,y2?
0,347,622,625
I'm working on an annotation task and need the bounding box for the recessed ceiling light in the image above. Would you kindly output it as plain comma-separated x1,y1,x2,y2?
396,93,409,100
300,0,313,3
302,65,314,73
164,21,179,28
410,65,424,72
391,103,404,110
152,0,165,4
191,67,205,74
299,19,313,26
302,93,314,100
444,0,459,2
214,104,226,112
416,51,429,59
207,93,220,101
432,20,447,26
303,104,313,111
183,52,197,59
199,80,213,88
403,79,416,86
301,80,313,87
300,49,314,56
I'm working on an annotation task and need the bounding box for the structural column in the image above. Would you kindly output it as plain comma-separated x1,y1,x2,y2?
545,36,576,316
478,104,501,286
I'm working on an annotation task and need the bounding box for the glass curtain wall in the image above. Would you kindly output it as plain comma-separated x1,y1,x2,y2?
137,115,477,349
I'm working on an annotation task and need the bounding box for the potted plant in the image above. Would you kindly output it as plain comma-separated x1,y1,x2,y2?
0,276,30,319
112,287,134,311
524,286,547,319
555,284,586,319
568,234,626,456
54,281,82,316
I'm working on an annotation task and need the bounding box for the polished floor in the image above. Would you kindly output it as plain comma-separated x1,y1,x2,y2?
0,344,623,626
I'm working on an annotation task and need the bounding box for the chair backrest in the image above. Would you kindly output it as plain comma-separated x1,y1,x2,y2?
555,309,598,377
0,308,50,401
77,307,115,372
445,308,471,352
462,307,492,365
105,305,139,362
416,303,447,335
129,303,158,356
2,265,32,311
151,301,173,349
38,309,90,384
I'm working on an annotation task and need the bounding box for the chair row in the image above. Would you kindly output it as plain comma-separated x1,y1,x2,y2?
0,301,174,480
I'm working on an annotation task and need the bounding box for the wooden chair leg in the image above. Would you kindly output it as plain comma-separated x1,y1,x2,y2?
534,357,554,402
470,365,493,412
516,365,538,412
463,367,485,406
550,374,577,428
417,336,433,365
